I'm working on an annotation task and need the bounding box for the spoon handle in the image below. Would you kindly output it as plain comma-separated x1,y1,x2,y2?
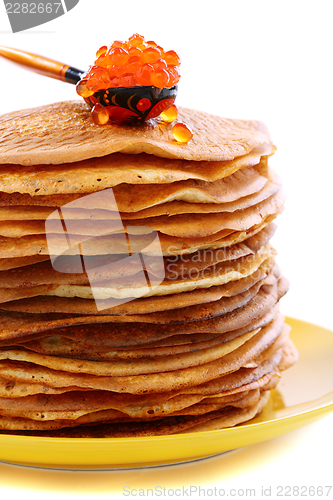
0,46,85,84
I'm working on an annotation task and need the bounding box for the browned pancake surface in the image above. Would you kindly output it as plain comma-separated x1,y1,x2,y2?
0,102,272,165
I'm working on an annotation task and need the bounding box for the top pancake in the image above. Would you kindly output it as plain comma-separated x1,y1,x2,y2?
0,101,272,165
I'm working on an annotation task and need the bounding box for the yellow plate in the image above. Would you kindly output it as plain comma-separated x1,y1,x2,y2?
0,317,332,469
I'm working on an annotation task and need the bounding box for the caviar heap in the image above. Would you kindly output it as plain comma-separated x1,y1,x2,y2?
76,34,192,142
77,33,181,95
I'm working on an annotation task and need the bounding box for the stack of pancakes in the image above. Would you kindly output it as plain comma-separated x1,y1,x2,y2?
0,102,297,437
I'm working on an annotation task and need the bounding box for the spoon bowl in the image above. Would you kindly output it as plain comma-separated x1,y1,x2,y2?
85,84,178,122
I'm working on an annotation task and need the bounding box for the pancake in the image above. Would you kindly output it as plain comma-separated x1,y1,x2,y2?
0,165,280,218
0,210,279,259
0,255,50,271
0,315,285,391
0,278,286,345
0,230,270,288
0,190,284,239
121,168,282,218
0,347,281,398
1,277,265,329
0,284,57,304
0,169,280,222
0,97,295,437
0,394,268,434
45,245,275,300
0,261,272,314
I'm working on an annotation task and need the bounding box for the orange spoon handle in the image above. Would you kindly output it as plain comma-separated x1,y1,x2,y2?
0,46,84,84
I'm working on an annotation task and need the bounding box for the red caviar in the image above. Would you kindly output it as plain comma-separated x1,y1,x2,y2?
96,46,107,58
172,122,193,143
77,34,181,95
135,63,154,86
151,69,169,89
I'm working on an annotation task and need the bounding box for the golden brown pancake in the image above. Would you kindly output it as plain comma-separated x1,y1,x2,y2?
0,100,295,438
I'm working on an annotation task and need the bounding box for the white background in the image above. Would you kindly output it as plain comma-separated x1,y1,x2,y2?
0,1,332,498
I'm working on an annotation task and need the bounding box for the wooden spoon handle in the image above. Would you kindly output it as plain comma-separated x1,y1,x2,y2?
0,46,84,84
